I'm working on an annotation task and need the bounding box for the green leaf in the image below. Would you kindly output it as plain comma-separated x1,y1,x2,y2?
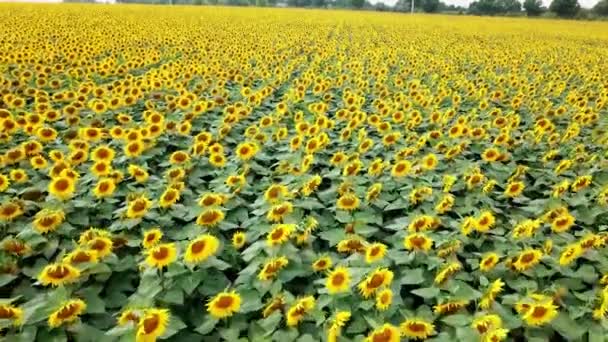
441,314,471,327
401,268,425,285
220,327,241,341
259,311,282,334
588,322,605,342
239,289,264,313
411,287,440,299
179,271,204,295
161,288,184,305
0,274,17,287
78,288,106,314
195,317,218,335
551,313,586,340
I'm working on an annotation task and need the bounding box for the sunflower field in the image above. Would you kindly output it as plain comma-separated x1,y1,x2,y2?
1,4,608,342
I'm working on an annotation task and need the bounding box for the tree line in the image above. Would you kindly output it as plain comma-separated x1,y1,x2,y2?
116,0,608,19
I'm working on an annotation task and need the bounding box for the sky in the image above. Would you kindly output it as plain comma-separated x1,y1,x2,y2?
368,0,599,8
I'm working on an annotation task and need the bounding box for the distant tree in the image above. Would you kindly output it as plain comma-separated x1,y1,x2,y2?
469,0,501,14
523,0,543,15
394,0,412,11
267,0,277,5
498,0,521,12
593,0,608,15
375,2,389,10
256,0,268,6
312,0,326,7
549,0,580,16
422,0,440,12
350,0,365,8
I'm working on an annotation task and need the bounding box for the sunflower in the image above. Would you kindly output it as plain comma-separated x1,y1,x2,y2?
301,175,322,196
136,308,170,341
365,324,400,342
128,164,149,183
481,147,501,162
266,201,293,222
312,256,333,272
90,161,112,178
207,291,241,319
124,140,145,158
78,228,111,245
30,156,48,169
184,234,220,264
421,153,438,170
235,141,259,161
127,196,152,219
159,188,180,208
475,211,496,232
326,267,351,294
48,299,86,328
433,300,468,315
91,145,115,162
232,231,246,249
135,230,160,251
559,243,583,266
434,262,462,284
258,256,289,280
512,249,543,272
358,268,394,298
169,151,190,164
38,262,81,286
472,314,503,334
48,176,76,200
118,308,141,326
193,208,225,227
198,193,227,207
145,243,177,269
264,183,290,203
328,310,351,341
482,328,509,342
93,178,116,198
391,160,412,177
286,296,315,327
479,253,500,272
267,224,295,246
571,175,592,192
87,236,114,258
336,235,367,254
551,213,575,233
225,174,246,189
435,194,454,214
479,278,505,309
404,233,433,252
64,248,98,265
0,304,23,326
400,318,436,340
365,242,387,263
521,302,559,326
336,193,360,211
262,296,285,318
365,183,383,202
375,288,393,311
2,239,30,256
504,180,525,198
9,169,28,183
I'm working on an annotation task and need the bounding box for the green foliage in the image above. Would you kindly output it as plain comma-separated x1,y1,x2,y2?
523,0,543,16
549,0,580,17
593,0,608,15
350,0,365,8
422,0,440,13
468,0,522,15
